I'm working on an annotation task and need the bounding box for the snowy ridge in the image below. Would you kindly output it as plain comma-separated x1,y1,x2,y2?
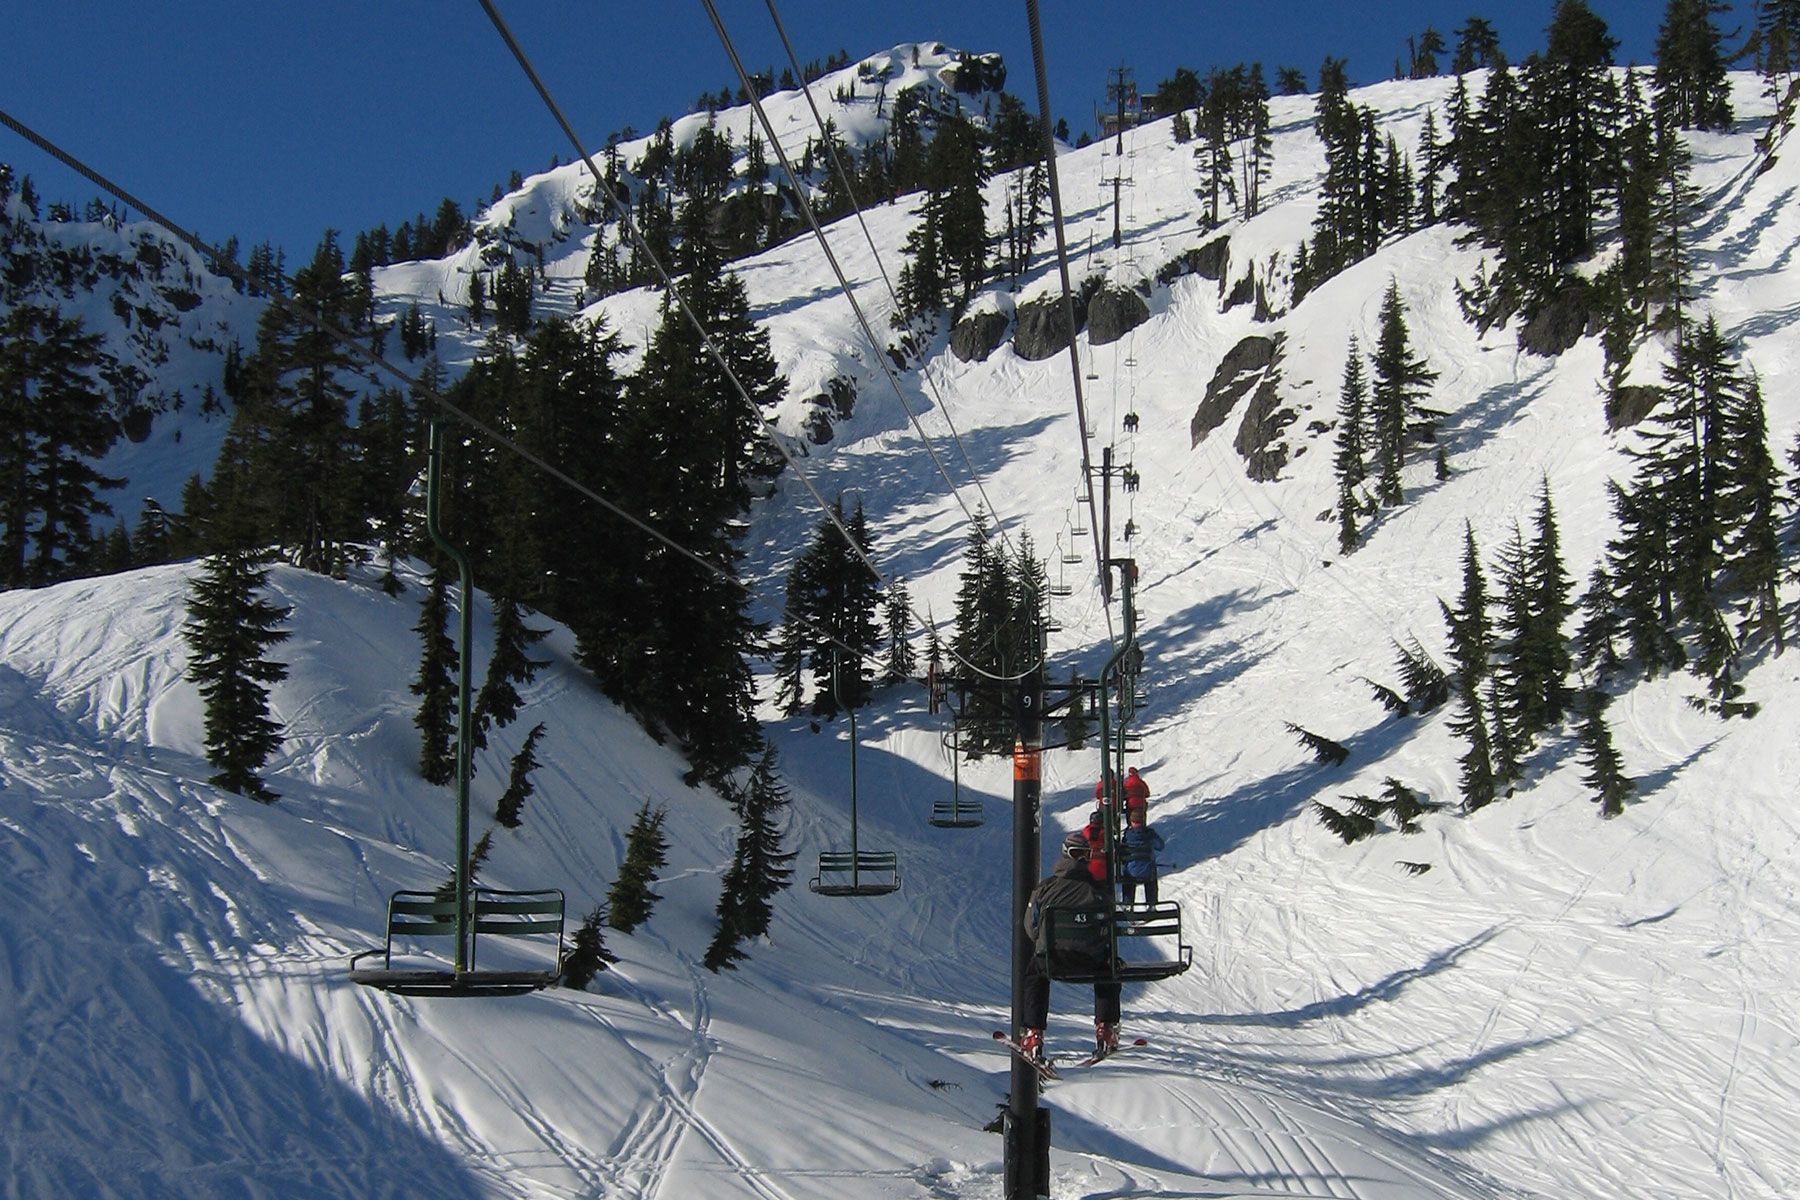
4,67,1800,1198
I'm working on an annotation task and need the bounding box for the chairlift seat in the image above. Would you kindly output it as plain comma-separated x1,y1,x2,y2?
928,796,985,828
1039,900,1191,984
811,850,901,896
349,887,565,997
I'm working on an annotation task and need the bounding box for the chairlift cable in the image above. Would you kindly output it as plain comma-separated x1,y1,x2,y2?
1024,0,1115,647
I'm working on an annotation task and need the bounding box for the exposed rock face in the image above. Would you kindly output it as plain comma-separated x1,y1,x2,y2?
1190,335,1277,445
1191,334,1295,481
1233,375,1296,481
1013,294,1087,361
1223,274,1255,311
1086,286,1150,346
949,310,1010,363
1607,385,1662,431
1157,237,1230,286
801,375,859,444
1519,290,1591,357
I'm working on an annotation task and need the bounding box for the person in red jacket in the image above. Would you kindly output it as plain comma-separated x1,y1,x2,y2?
1121,765,1150,816
1081,809,1108,883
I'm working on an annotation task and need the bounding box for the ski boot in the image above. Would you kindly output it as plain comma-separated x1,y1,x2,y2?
1095,1020,1119,1056
1018,1027,1046,1065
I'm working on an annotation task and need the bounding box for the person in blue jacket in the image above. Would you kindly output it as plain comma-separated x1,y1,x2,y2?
1118,806,1166,907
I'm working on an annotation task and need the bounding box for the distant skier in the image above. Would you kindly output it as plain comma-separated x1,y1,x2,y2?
1118,807,1165,907
1018,830,1121,1062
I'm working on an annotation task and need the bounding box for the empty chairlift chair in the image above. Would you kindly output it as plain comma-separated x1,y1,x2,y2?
928,715,982,829
349,419,565,998
810,664,901,896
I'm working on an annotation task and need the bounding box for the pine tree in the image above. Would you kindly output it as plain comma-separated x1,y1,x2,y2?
472,596,549,749
951,509,1014,754
1576,686,1634,816
705,743,797,971
1370,279,1438,506
1574,565,1625,678
1654,0,1735,132
781,496,881,716
1605,480,1687,677
1452,16,1503,72
494,721,546,829
411,563,458,786
1441,523,1497,810
0,305,124,586
211,233,368,574
1525,480,1577,724
600,249,779,782
607,803,669,933
1334,335,1369,553
1717,374,1784,653
182,549,291,801
1286,723,1350,766
882,577,917,685
561,906,618,989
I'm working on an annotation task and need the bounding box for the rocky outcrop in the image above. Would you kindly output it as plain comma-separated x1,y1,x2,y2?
949,310,1010,362
1190,335,1278,445
1156,237,1230,286
1607,385,1662,432
1191,334,1296,481
801,375,859,445
1233,375,1296,481
1086,285,1150,346
1519,290,1591,357
1013,294,1087,361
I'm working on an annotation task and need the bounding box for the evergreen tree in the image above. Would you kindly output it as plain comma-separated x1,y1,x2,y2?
1576,686,1634,816
223,232,365,573
494,721,546,829
1718,373,1784,652
411,562,458,786
1370,279,1438,506
1524,480,1577,725
781,496,881,716
597,244,780,782
1061,668,1093,750
0,305,124,586
561,905,618,989
1574,564,1625,678
950,509,1013,754
1452,16,1503,73
1334,335,1369,553
1441,523,1497,810
182,549,291,800
1654,0,1735,131
607,803,669,933
1605,480,1687,677
705,743,797,971
882,577,917,685
472,596,549,748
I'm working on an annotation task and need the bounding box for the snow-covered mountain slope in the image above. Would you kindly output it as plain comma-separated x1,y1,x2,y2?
4,66,1799,1199
0,193,262,524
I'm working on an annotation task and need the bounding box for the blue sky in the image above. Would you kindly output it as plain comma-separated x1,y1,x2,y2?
1,1,1745,259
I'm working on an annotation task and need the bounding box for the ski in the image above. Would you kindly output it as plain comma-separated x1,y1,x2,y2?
1064,1036,1148,1069
991,1030,1061,1081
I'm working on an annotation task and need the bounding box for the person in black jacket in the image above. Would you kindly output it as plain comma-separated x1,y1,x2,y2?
1017,830,1121,1061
